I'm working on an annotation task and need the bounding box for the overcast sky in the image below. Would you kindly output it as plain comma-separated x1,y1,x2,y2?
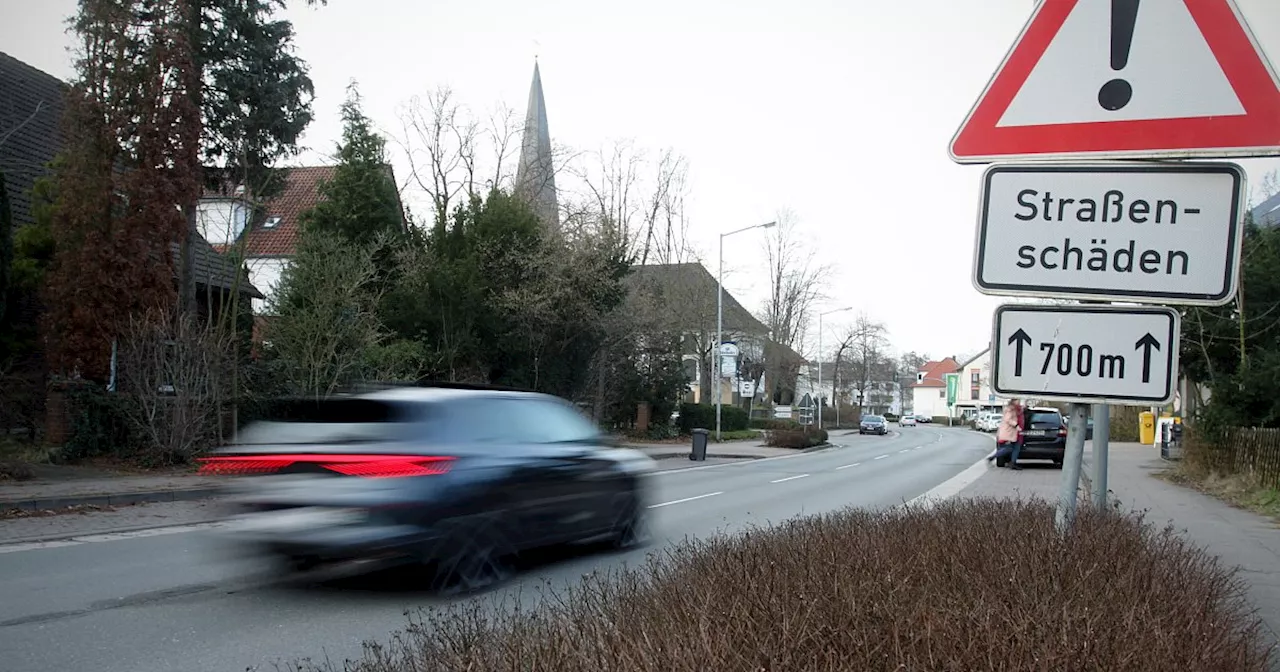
4,0,1279,362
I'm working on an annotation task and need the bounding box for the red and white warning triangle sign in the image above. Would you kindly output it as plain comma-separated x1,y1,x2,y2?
950,0,1280,163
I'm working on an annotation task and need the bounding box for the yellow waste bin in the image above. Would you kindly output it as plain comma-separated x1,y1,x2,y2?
1140,411,1156,445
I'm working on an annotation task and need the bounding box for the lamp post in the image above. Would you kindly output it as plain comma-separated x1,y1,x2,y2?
717,220,776,441
816,306,852,430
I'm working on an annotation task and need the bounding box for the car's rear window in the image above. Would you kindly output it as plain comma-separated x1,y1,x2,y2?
1027,411,1063,428
864,416,884,422
234,398,422,445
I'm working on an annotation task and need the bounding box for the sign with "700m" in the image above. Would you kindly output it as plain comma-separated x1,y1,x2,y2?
991,304,1180,405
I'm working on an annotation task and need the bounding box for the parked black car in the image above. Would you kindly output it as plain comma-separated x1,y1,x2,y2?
859,415,889,435
996,406,1067,468
202,385,656,593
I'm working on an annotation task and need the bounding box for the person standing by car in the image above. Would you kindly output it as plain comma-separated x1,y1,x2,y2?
989,399,1025,470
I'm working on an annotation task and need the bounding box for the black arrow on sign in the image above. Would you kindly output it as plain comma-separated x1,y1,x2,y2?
1135,333,1161,383
1008,328,1033,376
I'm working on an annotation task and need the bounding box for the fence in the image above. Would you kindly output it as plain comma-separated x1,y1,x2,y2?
1189,427,1280,490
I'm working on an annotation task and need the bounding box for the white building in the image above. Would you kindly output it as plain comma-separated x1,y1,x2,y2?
951,348,1004,420
910,357,960,419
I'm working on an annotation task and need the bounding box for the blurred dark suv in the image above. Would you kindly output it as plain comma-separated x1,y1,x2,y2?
996,406,1067,467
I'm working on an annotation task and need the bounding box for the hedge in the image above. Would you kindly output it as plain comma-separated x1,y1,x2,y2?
290,499,1271,672
677,403,748,434
765,428,829,449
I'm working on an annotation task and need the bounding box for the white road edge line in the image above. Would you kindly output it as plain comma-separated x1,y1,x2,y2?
898,449,910,453
770,474,810,484
0,521,227,555
905,439,997,510
836,462,861,470
647,491,723,508
874,454,889,460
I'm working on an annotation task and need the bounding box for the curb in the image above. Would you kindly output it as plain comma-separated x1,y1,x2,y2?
0,517,226,548
649,443,833,462
1,486,222,513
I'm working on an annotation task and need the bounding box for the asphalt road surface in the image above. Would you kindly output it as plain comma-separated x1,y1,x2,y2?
0,425,991,672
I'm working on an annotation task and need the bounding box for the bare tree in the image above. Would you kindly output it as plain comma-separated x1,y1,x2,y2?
117,308,234,462
566,140,693,265
399,89,478,228
762,211,828,352
841,314,891,411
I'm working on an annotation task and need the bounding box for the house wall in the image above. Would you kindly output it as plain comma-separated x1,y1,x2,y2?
197,199,250,246
912,386,949,418
953,350,1003,417
246,257,289,312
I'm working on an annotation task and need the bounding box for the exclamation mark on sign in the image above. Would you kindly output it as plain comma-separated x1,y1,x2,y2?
1098,0,1140,111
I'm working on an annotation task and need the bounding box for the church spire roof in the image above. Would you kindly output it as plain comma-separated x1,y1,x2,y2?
515,61,559,228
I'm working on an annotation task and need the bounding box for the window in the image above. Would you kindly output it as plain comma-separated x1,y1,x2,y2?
263,216,282,228
939,390,945,398
971,388,980,400
505,399,600,443
917,372,925,383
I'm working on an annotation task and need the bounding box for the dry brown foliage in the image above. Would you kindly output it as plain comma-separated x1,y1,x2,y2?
288,498,1271,672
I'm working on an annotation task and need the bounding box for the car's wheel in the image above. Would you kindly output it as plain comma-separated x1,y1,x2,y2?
608,489,649,551
427,517,517,596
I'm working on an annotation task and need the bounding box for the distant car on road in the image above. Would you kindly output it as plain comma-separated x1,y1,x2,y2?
859,415,889,435
914,414,931,423
201,385,657,593
976,412,1000,432
899,415,917,427
996,406,1067,468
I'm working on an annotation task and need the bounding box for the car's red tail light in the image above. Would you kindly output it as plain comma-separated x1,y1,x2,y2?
198,454,455,478
1058,427,1068,437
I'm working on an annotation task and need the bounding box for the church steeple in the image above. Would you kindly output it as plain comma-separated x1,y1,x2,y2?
515,61,559,228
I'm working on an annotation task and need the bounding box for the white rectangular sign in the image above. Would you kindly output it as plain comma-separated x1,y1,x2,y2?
974,163,1244,306
991,304,1180,405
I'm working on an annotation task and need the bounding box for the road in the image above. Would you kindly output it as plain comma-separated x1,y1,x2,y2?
0,425,991,672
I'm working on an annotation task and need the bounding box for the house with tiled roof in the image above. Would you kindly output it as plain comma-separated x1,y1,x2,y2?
625,262,804,408
197,166,337,313
951,347,1003,420
0,50,261,319
910,357,960,419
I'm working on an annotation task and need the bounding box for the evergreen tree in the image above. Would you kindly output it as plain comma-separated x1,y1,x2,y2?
301,84,405,246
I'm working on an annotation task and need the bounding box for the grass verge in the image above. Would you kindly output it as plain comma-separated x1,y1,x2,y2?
285,498,1269,672
1157,464,1280,522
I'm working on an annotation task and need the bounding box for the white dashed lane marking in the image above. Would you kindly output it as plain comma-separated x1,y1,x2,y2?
647,491,723,508
770,474,810,484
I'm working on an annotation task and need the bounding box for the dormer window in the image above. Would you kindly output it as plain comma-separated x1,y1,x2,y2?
263,216,282,229
916,372,925,383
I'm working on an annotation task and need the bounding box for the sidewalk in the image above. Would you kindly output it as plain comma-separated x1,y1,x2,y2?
960,441,1280,650
0,472,223,512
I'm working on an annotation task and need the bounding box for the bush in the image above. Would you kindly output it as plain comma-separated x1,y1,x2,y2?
884,413,899,422
58,381,132,463
677,403,747,434
931,415,954,425
765,428,829,449
749,418,800,431
714,429,761,442
291,499,1269,672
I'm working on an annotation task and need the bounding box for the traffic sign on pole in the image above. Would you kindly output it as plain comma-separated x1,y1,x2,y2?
950,0,1280,163
991,304,1180,405
973,162,1246,305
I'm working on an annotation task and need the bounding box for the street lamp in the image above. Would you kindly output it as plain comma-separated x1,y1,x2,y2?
716,220,776,441
816,306,852,430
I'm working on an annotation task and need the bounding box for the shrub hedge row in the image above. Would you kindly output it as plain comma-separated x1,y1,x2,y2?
677,403,748,434
290,499,1270,672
